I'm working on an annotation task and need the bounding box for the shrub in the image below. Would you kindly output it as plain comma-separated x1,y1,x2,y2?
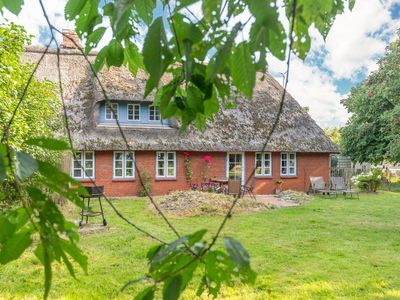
138,170,151,197
351,168,383,192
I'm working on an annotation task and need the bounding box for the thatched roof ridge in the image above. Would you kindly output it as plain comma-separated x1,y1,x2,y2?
22,46,338,153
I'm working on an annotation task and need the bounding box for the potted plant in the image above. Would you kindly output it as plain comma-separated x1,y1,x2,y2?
275,180,284,194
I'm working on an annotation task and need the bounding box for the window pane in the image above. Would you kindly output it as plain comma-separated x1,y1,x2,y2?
157,152,165,160
264,153,270,160
115,161,123,169
281,168,287,174
85,152,93,160
281,161,287,167
289,160,295,167
289,167,295,174
256,167,262,175
74,161,81,168
115,152,122,160
126,161,133,169
85,169,93,177
115,169,123,177
281,153,287,160
168,168,175,176
167,152,174,160
76,152,82,160
265,167,271,175
126,152,134,160
126,169,133,177
158,168,164,176
73,169,82,177
85,161,93,169
289,153,295,160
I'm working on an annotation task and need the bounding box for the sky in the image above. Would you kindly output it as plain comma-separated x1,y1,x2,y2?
2,0,400,128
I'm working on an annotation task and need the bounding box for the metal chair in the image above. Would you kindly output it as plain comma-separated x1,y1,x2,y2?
309,176,336,197
241,176,257,200
79,186,107,227
330,177,359,199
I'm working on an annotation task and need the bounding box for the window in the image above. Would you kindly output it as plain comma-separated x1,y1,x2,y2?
72,151,95,179
156,152,176,178
105,103,119,120
127,104,140,121
255,152,272,176
227,153,243,180
149,106,161,121
281,152,296,176
113,151,135,179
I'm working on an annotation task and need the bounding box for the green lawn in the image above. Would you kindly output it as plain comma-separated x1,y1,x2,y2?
1,192,400,299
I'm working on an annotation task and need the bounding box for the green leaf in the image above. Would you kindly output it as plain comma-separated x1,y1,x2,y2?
124,40,143,75
75,0,101,39
113,0,133,38
59,239,88,273
204,87,219,116
155,77,182,119
13,150,38,180
230,42,256,99
143,17,173,97
163,275,182,300
0,231,32,264
65,0,88,20
106,39,124,67
93,46,108,72
202,0,222,23
134,0,156,26
2,0,24,15
0,143,9,182
84,26,106,54
134,286,156,300
187,229,207,246
349,0,356,10
223,237,250,268
207,22,242,82
25,137,70,151
43,243,52,300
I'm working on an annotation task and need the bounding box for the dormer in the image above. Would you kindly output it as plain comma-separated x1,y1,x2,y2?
98,100,171,128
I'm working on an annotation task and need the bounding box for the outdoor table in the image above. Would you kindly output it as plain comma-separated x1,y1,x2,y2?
210,177,229,193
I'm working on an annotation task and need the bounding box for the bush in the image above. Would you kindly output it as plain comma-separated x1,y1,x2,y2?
351,168,383,192
138,170,151,197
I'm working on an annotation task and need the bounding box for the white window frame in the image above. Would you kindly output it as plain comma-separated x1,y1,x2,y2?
105,103,119,120
226,152,245,183
113,151,135,179
127,104,140,121
72,151,95,179
280,152,296,176
149,105,161,121
255,152,272,176
156,151,176,178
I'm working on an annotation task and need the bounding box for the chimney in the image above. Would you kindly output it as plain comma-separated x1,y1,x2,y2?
60,29,82,49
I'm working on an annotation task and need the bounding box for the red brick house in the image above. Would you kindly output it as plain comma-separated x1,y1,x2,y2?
23,40,338,197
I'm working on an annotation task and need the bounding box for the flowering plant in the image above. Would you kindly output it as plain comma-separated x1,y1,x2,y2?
183,151,192,185
351,168,382,192
203,155,212,164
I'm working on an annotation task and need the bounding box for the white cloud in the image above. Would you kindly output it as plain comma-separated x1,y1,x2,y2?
268,55,349,128
320,0,400,80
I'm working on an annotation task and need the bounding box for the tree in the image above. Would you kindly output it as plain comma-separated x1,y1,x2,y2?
324,127,341,148
341,32,400,164
0,23,61,159
0,0,356,299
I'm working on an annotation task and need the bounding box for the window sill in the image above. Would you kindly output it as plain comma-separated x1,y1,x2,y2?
280,176,298,179
155,177,177,181
112,178,136,182
254,176,273,179
74,178,95,182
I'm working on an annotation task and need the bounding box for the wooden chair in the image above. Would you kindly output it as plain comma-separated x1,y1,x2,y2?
228,179,242,197
241,176,256,200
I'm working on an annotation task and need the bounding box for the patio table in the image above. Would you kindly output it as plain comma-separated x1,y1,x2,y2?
210,177,229,193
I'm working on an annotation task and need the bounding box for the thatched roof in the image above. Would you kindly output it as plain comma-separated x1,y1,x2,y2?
23,46,338,153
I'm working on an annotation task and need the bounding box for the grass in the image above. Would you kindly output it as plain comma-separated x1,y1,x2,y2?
1,191,400,299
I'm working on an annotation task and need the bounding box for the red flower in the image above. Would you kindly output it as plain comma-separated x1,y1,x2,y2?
203,155,212,164
183,151,190,157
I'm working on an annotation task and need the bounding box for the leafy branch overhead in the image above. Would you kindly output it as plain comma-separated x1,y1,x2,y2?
0,0,355,131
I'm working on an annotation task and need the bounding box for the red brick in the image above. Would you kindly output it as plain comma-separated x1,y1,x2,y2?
79,151,330,197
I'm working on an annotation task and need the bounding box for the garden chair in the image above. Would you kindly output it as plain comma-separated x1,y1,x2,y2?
241,176,257,200
309,176,336,197
330,177,359,199
228,179,242,197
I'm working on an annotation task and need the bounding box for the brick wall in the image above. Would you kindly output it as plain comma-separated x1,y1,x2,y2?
78,151,330,197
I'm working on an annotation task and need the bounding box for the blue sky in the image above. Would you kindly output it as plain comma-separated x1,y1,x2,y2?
2,0,400,128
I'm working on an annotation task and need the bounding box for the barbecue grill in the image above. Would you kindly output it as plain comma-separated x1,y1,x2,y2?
79,186,107,227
